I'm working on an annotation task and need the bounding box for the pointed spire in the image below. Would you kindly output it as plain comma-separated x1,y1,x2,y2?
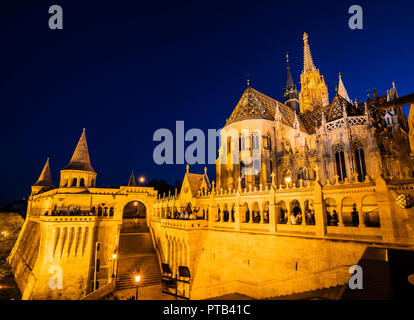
64,128,95,172
337,72,352,104
275,102,282,122
34,158,54,187
285,52,295,89
127,170,136,186
293,111,300,129
303,32,316,72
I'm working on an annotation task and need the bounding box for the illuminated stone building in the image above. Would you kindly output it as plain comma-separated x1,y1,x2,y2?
9,33,414,300
152,33,414,299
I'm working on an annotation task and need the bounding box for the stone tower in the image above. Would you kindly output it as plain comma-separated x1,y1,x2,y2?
299,32,329,113
59,128,97,188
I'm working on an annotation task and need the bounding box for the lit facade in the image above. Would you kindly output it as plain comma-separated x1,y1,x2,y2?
9,33,414,300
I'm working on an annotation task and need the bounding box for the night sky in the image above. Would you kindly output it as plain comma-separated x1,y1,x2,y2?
0,0,413,206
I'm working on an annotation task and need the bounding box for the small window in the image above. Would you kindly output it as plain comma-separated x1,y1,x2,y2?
72,178,77,187
80,178,85,187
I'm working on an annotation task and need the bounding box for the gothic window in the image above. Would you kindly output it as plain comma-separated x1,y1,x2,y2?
297,167,306,181
254,160,260,186
252,132,260,150
334,144,347,181
264,133,272,150
240,133,246,151
240,161,246,188
353,141,367,182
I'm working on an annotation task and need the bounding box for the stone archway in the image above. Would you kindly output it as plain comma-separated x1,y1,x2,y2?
121,200,147,233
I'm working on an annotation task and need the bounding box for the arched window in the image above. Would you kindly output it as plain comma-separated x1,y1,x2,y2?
240,133,246,151
109,207,114,216
266,133,272,150
97,206,102,216
354,141,367,182
80,178,85,187
252,132,260,150
334,144,347,181
254,160,260,186
297,167,306,181
72,178,77,187
103,207,108,216
91,207,96,215
240,161,246,188
227,137,232,154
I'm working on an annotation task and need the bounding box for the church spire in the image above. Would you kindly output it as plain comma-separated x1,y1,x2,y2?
127,170,136,186
64,128,95,172
285,53,294,89
34,158,54,187
284,52,300,113
303,33,316,72
337,72,352,104
299,33,329,112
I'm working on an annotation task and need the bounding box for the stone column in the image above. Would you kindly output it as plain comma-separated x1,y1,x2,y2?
356,201,366,228
338,206,344,227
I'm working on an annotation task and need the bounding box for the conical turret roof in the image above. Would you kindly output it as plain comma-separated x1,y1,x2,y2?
64,129,95,172
34,158,55,187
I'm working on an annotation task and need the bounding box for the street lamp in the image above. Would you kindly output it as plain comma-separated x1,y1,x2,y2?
284,177,291,185
139,177,145,185
112,254,117,278
135,275,141,300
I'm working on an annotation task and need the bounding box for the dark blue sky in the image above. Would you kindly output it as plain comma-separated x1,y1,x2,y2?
0,0,413,206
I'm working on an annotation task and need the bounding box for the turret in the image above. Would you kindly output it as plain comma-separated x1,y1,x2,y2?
127,170,137,186
59,129,97,188
337,72,352,104
32,158,55,194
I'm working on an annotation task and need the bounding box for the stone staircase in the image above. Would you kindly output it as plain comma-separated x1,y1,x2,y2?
269,284,347,300
115,232,161,291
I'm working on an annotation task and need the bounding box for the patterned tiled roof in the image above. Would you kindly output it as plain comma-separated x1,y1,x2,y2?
301,94,361,134
226,87,307,132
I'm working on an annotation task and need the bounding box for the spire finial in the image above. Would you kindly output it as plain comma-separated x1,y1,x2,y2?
286,52,289,64
246,73,250,88
204,166,207,175
186,164,189,173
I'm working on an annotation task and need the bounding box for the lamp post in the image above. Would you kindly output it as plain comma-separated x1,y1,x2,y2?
112,254,117,278
135,275,141,300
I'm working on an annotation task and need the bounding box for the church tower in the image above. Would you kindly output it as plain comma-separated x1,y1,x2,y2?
59,128,97,188
284,53,300,113
298,33,329,113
